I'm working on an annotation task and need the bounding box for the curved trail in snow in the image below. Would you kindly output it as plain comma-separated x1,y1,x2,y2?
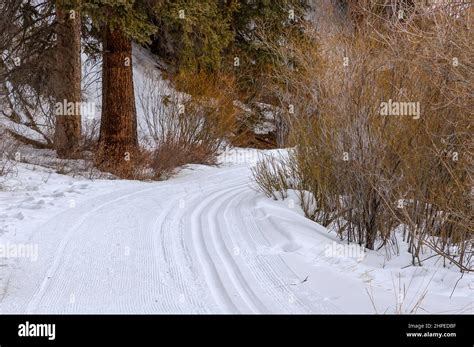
0,165,340,314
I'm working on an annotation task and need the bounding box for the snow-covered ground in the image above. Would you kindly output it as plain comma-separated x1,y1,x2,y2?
0,148,472,314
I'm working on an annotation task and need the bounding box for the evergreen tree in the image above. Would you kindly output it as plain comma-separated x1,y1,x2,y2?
71,0,157,176
150,0,237,72
149,0,311,100
229,0,311,101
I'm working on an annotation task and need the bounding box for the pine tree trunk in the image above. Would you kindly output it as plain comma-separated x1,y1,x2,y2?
54,5,82,158
97,26,138,177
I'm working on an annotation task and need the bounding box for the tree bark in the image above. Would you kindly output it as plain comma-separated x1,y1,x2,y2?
96,26,138,177
54,4,82,158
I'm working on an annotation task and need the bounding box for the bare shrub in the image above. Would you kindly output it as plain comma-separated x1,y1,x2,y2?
137,69,237,178
251,154,291,200
148,140,218,179
253,0,473,271
0,130,19,184
81,117,101,153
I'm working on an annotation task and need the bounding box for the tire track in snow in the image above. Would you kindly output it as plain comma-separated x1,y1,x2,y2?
189,179,250,313
150,170,247,313
152,190,211,313
202,182,268,313
222,188,310,313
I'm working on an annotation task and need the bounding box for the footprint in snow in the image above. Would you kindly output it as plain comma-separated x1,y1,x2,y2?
13,212,25,220
21,200,45,210
278,241,302,253
25,185,39,191
20,196,35,203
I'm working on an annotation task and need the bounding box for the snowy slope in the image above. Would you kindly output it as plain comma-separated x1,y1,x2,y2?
0,148,472,314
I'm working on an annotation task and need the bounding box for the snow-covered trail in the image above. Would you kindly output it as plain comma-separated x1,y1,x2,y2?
0,164,340,314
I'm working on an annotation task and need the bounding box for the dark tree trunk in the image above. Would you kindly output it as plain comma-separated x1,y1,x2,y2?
97,26,138,177
54,5,82,158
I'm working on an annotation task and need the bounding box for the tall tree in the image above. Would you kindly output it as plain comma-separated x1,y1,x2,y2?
75,0,156,176
98,25,138,175
54,0,82,158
